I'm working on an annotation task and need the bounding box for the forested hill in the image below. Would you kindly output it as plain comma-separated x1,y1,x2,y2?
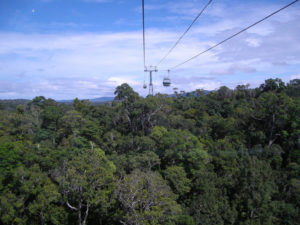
0,97,115,108
0,78,299,225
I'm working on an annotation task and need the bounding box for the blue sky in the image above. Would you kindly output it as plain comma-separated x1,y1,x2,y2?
0,0,299,99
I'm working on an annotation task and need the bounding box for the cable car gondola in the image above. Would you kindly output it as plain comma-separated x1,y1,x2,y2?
163,78,171,87
163,70,171,87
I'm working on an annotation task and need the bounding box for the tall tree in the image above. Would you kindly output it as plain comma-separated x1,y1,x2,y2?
54,148,116,225
117,169,181,225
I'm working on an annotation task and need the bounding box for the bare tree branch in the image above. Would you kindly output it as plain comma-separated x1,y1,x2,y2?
66,201,78,211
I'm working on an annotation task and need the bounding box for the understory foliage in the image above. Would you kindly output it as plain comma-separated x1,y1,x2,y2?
0,79,299,225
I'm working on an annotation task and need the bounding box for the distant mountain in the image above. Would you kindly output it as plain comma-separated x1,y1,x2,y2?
91,97,114,102
56,99,73,103
1,91,211,107
0,99,30,111
57,97,114,103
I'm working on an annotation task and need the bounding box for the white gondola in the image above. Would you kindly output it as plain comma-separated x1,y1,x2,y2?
163,77,171,87
163,70,171,87
143,83,147,89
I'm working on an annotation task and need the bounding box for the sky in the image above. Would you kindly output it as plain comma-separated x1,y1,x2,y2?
0,0,299,100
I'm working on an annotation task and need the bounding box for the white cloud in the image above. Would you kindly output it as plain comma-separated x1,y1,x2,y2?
210,64,257,76
291,74,300,80
0,0,300,99
245,38,261,47
108,76,140,86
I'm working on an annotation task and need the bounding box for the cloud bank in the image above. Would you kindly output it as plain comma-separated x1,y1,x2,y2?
0,0,299,99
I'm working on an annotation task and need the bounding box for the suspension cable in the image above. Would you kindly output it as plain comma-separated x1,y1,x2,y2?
169,0,299,71
142,0,146,70
157,0,213,67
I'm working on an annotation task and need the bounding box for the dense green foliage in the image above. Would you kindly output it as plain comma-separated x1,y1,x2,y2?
0,78,299,225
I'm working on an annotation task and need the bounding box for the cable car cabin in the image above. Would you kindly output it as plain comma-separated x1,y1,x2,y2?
163,77,171,87
143,84,147,89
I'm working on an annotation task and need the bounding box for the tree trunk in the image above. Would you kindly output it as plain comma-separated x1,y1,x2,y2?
78,201,82,225
82,203,89,225
40,209,45,225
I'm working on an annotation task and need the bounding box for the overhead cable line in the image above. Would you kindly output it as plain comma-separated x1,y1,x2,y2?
142,0,146,69
157,0,213,67
169,0,299,71
141,0,158,95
